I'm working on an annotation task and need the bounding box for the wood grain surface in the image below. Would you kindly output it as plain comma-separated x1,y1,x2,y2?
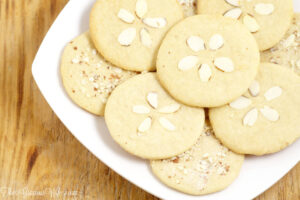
0,0,299,199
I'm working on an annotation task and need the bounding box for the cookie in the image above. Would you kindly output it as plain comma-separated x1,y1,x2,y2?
90,0,184,72
151,123,244,195
156,15,260,108
60,32,136,116
261,13,300,76
209,63,300,155
197,0,293,51
105,73,205,159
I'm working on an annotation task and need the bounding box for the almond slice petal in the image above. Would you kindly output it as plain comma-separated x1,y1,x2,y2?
147,92,158,109
178,56,199,71
118,9,135,23
140,28,152,47
254,3,274,15
158,104,181,114
142,17,167,28
136,0,148,18
225,0,239,7
264,86,282,101
260,106,279,122
138,117,152,132
229,96,252,109
159,117,176,131
209,34,224,50
198,64,212,82
186,36,205,52
132,105,150,114
214,57,234,72
249,80,260,97
224,8,242,19
118,28,136,46
243,15,260,33
243,108,258,126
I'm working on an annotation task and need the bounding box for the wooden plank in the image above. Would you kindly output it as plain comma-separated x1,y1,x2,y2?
0,0,298,199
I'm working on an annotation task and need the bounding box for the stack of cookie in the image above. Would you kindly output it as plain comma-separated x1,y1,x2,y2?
60,0,300,195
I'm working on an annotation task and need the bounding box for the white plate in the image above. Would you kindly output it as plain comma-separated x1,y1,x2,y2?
32,1,300,199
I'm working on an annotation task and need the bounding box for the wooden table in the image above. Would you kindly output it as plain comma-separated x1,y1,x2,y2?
0,0,299,199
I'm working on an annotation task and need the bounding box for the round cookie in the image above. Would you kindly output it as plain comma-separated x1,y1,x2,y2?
209,63,300,155
151,123,244,195
261,13,300,76
90,0,184,72
105,73,205,159
61,32,136,116
156,15,260,108
197,0,294,51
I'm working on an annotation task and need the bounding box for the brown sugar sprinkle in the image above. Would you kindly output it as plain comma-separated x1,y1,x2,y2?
172,158,180,163
73,46,78,50
72,90,75,93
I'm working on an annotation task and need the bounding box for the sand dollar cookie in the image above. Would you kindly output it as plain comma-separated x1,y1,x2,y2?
261,13,300,76
151,123,244,195
61,32,136,116
90,0,184,72
209,63,300,155
157,15,260,108
197,0,293,51
105,73,205,159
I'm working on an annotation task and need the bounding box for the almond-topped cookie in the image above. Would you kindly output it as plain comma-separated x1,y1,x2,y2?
156,15,260,108
60,32,137,116
90,0,184,72
197,0,294,51
151,123,244,195
261,13,300,76
105,73,205,159
209,63,300,155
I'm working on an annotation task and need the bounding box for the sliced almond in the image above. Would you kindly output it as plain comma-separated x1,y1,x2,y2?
118,28,136,46
225,0,239,7
140,28,152,47
117,9,135,23
229,96,252,109
243,108,258,126
243,15,260,33
186,36,205,52
178,56,199,71
135,0,148,18
159,117,176,131
209,34,224,50
282,34,296,48
214,57,234,72
138,117,152,132
147,92,158,109
249,80,260,97
198,64,212,82
132,105,150,114
254,3,274,15
158,104,181,114
264,86,282,101
224,8,242,19
260,106,279,122
142,17,167,28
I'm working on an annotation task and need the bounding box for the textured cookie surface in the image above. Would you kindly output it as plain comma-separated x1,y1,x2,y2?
197,0,293,51
209,63,300,155
90,0,184,72
61,32,136,116
151,123,244,195
261,13,300,75
157,15,260,107
105,73,205,159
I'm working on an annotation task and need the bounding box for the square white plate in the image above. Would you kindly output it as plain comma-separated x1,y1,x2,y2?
32,1,300,199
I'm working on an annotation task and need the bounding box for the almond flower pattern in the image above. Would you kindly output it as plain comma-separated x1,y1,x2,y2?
178,34,234,82
117,0,167,47
132,92,181,134
223,0,275,33
229,80,282,126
